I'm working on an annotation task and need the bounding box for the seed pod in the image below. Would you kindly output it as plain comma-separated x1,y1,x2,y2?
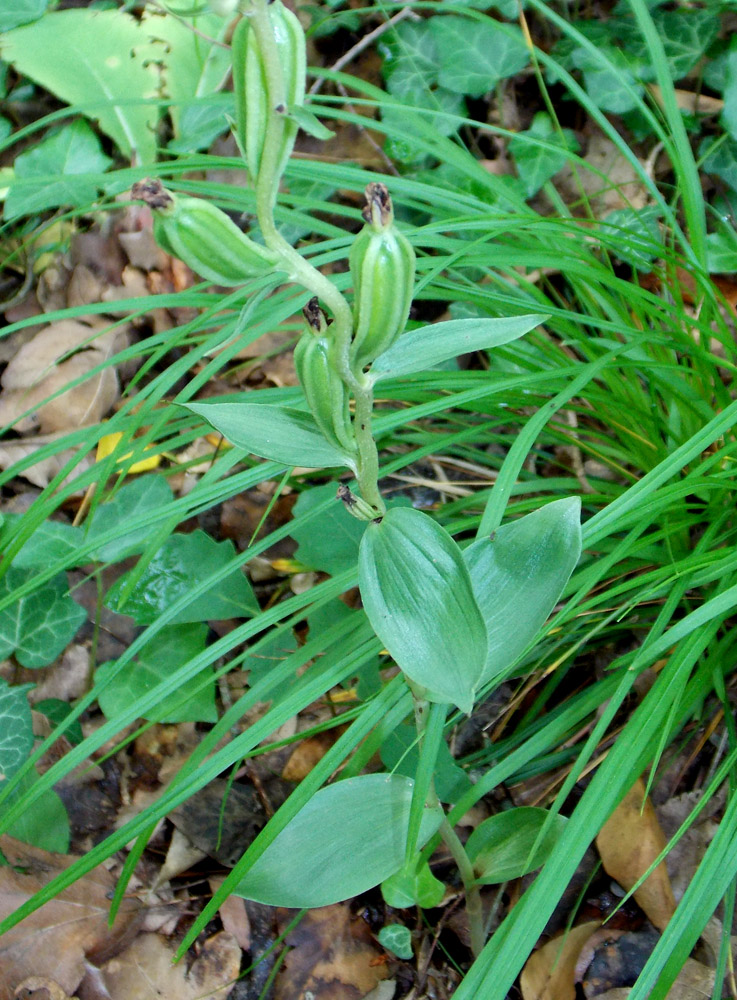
294,301,355,454
132,179,277,285
232,2,306,184
349,183,415,373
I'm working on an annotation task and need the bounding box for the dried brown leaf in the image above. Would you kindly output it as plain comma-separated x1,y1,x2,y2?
596,779,676,931
520,921,600,1000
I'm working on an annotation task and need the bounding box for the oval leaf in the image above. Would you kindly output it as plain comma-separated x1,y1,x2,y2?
466,806,567,884
234,774,443,908
183,401,352,469
369,315,548,381
358,507,487,713
464,497,581,684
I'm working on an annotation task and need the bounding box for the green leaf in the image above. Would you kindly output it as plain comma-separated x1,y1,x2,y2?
701,137,737,193
2,9,159,163
4,769,70,852
466,807,567,883
382,860,445,909
0,515,85,569
721,44,737,143
358,507,487,713
0,0,48,31
581,49,644,115
380,721,473,804
651,8,719,81
167,95,236,154
706,228,737,272
291,484,365,575
0,678,34,783
0,568,86,669
96,623,216,723
287,104,335,140
463,498,581,684
233,774,443,907
378,923,413,960
602,207,662,271
509,113,579,198
370,315,547,382
430,16,530,97
380,21,439,95
4,120,112,220
35,698,83,745
184,401,351,469
105,529,258,625
85,476,175,563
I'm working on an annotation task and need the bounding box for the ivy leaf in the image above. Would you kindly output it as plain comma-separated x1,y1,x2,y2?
0,567,86,669
3,770,70,852
701,137,737,192
602,206,662,271
234,774,443,907
706,228,737,273
509,112,579,198
167,95,236,154
380,20,439,94
85,476,175,563
466,807,567,883
358,507,487,713
291,484,365,576
0,678,34,783
4,120,112,220
105,529,259,625
0,515,85,569
184,400,351,470
430,16,530,98
96,623,216,723
378,924,413,959
652,8,719,81
2,9,159,163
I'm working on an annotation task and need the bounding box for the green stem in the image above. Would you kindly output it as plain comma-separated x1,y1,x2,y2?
249,0,384,516
439,815,485,959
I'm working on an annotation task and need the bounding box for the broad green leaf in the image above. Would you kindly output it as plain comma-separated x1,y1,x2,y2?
0,516,85,569
722,45,737,143
4,120,112,220
96,623,216,723
105,529,258,625
706,228,737,273
651,8,719,81
602,207,662,271
370,316,547,382
0,679,34,783
3,770,70,853
85,476,175,563
292,484,365,575
581,50,644,115
184,401,351,469
35,699,83,746
382,861,445,909
380,20,439,95
0,568,87,669
701,137,737,193
380,722,473,804
234,774,443,907
2,10,159,163
430,16,529,97
509,113,579,198
466,807,567,883
464,498,581,684
0,0,48,32
167,95,236,154
378,923,413,960
358,507,487,713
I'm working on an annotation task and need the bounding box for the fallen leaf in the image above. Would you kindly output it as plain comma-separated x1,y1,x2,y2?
520,921,600,1000
589,957,715,999
99,931,240,999
0,836,142,1000
282,732,338,782
12,977,74,1000
596,779,676,931
275,904,390,1000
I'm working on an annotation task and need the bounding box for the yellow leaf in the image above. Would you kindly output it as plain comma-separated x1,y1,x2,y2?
96,431,161,473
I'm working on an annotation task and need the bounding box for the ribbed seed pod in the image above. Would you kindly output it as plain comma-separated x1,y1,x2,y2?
232,2,306,184
294,299,355,454
349,182,415,373
132,179,277,286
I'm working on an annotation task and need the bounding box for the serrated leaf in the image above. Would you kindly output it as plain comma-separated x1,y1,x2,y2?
184,401,351,469
463,498,581,684
234,774,443,907
2,9,159,163
0,678,34,783
430,16,530,97
0,567,86,669
4,120,112,220
466,807,567,883
96,623,216,723
358,507,487,713
370,315,547,382
0,515,85,569
85,476,175,563
105,529,258,625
